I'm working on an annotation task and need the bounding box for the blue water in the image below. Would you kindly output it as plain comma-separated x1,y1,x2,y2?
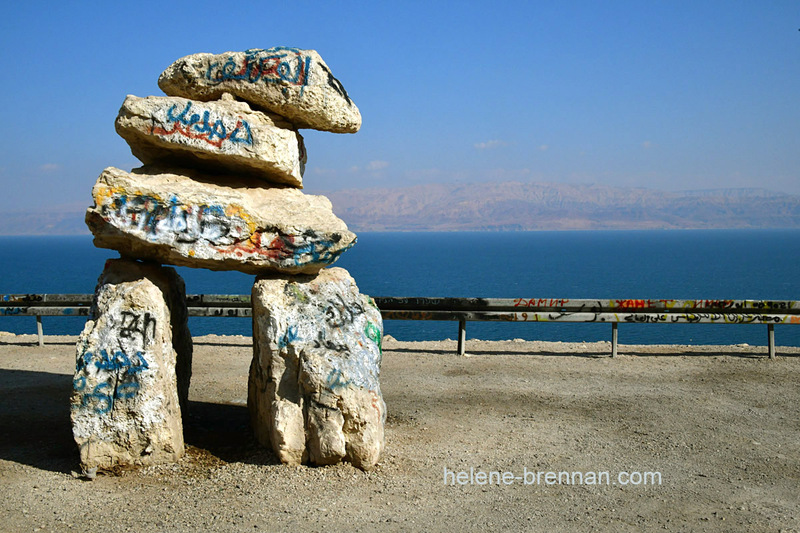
1,230,799,346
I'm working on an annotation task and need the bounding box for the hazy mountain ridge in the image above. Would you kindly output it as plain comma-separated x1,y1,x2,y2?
2,182,799,235
0,206,90,236
322,182,800,231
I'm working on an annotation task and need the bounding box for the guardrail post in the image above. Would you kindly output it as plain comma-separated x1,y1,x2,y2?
768,324,775,359
611,322,618,357
36,316,44,347
457,318,466,356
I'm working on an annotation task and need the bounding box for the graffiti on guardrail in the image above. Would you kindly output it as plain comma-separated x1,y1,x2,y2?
508,311,791,324
382,311,435,321
505,298,799,311
514,298,570,308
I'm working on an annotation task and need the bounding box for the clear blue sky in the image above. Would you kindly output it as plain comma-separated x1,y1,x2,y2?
0,1,797,211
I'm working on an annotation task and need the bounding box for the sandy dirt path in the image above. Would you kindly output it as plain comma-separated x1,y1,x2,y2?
1,333,798,532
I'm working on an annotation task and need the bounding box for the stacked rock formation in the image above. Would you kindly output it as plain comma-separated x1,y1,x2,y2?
73,47,385,473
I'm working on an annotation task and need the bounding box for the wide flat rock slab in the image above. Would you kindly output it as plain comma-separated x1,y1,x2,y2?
115,95,306,188
86,166,355,275
71,259,192,472
249,267,385,470
158,47,361,133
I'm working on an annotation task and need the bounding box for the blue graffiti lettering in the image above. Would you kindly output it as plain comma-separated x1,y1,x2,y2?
279,325,299,349
73,375,86,392
75,346,149,413
205,47,311,96
157,100,253,148
93,349,149,374
83,383,113,414
326,368,352,391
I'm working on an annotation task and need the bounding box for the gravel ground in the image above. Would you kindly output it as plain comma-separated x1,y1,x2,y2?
1,332,798,532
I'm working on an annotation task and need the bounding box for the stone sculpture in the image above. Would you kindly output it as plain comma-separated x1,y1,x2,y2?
75,47,385,474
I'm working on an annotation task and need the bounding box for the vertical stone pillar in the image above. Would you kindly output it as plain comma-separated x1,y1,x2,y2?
248,267,385,470
71,259,192,472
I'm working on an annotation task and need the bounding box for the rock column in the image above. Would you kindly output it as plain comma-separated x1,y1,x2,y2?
71,259,191,472
249,268,385,469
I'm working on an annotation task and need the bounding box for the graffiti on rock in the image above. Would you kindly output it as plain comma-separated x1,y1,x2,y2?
206,48,312,95
73,311,157,414
238,230,349,267
325,367,351,392
324,294,364,328
119,311,157,344
97,188,251,246
364,320,382,354
151,100,253,148
313,330,350,353
96,187,347,267
278,325,299,349
318,62,352,105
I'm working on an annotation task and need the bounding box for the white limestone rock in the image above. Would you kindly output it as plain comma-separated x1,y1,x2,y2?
71,259,192,472
115,95,306,188
85,166,356,275
248,267,385,470
158,48,361,133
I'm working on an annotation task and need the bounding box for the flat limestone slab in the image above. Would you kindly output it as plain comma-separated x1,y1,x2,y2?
249,267,385,470
71,259,191,472
115,95,306,188
158,48,361,133
86,166,356,275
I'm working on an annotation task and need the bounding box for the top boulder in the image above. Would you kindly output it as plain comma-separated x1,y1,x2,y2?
158,48,361,134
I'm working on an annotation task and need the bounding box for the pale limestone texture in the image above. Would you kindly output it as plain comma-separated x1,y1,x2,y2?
248,267,385,470
71,259,192,472
158,48,361,133
86,166,356,275
115,95,306,188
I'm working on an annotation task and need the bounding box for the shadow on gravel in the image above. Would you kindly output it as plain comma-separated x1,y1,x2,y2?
0,340,43,347
620,350,772,358
0,369,77,474
385,347,607,358
385,346,792,358
0,368,279,473
192,341,253,348
184,400,278,466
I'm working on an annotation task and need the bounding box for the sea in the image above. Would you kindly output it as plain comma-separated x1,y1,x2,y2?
1,229,799,347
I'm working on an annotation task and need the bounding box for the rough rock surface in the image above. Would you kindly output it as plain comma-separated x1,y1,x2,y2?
71,259,192,472
85,166,356,275
158,47,361,134
248,267,385,470
115,95,307,187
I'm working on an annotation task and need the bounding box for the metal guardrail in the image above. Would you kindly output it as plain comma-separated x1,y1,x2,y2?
373,297,800,357
0,293,253,346
2,294,797,357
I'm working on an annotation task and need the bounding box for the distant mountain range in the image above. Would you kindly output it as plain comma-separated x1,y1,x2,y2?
0,203,90,236
3,182,800,235
322,182,800,231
